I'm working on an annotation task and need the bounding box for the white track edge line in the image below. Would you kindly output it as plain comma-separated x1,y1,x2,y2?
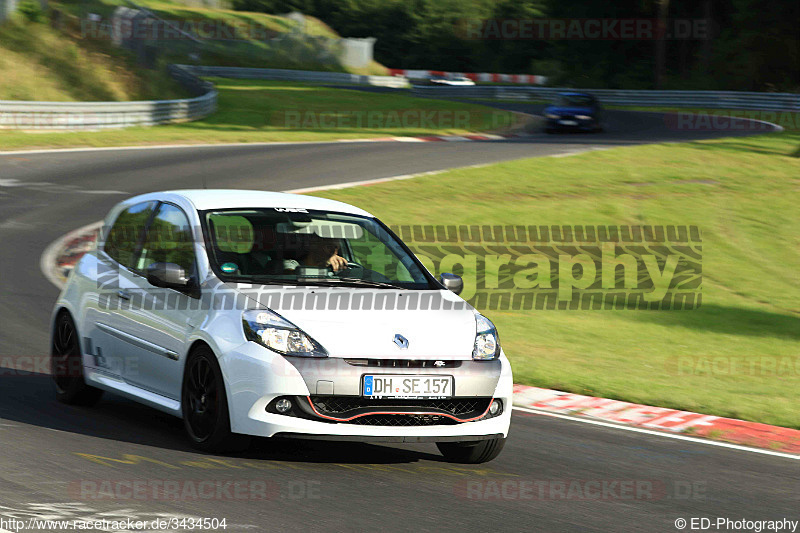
512,405,799,460
283,164,493,194
0,138,402,156
283,148,607,194
0,113,784,156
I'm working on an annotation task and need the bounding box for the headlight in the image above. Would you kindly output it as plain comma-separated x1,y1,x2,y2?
473,313,501,361
242,309,328,358
575,115,592,120
545,113,560,119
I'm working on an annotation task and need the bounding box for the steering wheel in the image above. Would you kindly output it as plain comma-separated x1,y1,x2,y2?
334,261,364,274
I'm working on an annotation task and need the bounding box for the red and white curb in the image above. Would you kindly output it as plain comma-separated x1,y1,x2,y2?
388,69,547,85
365,132,528,142
514,385,800,458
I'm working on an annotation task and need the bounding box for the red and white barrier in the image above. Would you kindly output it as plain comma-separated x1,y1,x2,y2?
514,384,800,455
389,69,547,85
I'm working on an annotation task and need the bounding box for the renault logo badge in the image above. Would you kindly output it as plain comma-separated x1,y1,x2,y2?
393,334,409,349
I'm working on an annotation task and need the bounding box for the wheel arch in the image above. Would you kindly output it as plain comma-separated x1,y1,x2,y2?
186,338,213,359
52,306,72,327
181,338,236,428
51,305,78,347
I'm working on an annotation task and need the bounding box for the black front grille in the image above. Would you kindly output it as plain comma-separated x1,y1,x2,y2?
344,359,461,369
310,396,491,418
349,414,458,427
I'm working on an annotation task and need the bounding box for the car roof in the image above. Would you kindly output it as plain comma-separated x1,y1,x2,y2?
558,91,594,97
118,189,374,217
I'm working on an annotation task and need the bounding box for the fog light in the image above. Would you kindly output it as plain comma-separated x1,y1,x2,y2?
275,398,292,413
489,400,502,416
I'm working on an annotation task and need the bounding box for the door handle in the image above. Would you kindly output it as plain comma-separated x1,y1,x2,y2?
117,290,131,300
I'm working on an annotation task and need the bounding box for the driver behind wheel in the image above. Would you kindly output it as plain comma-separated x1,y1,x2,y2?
302,235,347,271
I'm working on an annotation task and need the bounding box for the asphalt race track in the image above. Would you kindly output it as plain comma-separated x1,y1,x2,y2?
0,107,795,532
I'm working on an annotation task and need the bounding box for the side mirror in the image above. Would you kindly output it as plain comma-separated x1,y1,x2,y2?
439,273,463,295
146,262,190,289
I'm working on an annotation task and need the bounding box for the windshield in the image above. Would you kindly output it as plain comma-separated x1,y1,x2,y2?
202,208,435,289
555,94,594,107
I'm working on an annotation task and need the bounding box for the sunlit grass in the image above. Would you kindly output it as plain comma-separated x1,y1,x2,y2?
0,18,185,102
311,132,800,428
0,81,515,150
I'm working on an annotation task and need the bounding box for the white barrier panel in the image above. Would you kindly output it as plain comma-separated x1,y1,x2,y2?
0,65,217,130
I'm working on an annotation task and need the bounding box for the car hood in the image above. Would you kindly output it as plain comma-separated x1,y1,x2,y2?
235,286,478,360
545,105,594,115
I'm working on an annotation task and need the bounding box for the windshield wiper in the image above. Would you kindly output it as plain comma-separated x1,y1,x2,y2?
307,278,409,290
226,276,409,290
232,277,322,287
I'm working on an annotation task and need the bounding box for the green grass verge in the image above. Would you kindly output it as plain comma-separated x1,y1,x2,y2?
55,0,334,38
0,80,517,150
308,132,800,429
52,0,388,74
0,17,186,101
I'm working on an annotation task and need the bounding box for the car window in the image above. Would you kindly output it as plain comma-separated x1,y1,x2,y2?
137,203,196,276
203,209,433,289
556,94,594,107
103,201,156,269
348,230,416,282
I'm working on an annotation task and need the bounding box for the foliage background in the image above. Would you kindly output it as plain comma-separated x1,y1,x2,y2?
231,0,800,92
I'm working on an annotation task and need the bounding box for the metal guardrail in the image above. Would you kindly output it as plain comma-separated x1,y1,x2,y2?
178,65,409,88
9,64,793,131
0,65,217,130
0,65,408,130
411,86,800,111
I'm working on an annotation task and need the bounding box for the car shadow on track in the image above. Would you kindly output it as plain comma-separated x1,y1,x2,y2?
0,370,448,464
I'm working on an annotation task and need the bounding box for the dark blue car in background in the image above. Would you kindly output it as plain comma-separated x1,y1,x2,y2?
544,92,603,133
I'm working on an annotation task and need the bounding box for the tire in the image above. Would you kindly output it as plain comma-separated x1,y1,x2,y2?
437,437,506,464
182,345,251,453
51,311,103,406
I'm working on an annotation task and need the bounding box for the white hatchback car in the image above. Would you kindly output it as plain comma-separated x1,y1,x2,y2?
430,76,476,86
51,190,512,463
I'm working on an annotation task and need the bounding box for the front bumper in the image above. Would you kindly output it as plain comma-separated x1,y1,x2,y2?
220,342,513,440
273,432,505,443
546,117,597,130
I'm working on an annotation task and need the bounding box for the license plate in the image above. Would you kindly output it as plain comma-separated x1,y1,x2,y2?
559,120,578,125
363,375,453,399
